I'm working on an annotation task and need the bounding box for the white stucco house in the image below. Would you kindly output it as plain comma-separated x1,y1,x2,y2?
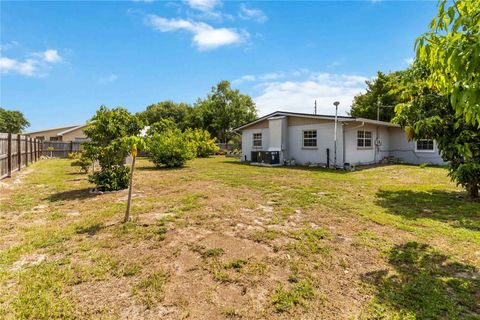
236,111,444,167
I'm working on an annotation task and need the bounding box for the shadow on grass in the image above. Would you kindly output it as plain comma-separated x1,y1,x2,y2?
375,189,480,231
362,242,479,319
44,188,100,202
221,160,351,174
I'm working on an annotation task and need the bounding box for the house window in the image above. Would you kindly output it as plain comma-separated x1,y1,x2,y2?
416,139,434,152
357,130,372,148
49,136,62,141
303,130,317,147
253,133,262,148
35,136,45,141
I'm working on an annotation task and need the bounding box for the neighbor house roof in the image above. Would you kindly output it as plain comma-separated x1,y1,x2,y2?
25,125,80,135
56,124,87,136
235,111,399,131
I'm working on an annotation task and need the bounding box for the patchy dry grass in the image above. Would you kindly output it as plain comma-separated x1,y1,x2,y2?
0,157,478,319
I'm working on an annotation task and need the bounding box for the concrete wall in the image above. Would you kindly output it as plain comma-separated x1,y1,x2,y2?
240,116,444,166
27,126,77,141
343,123,391,165
387,127,444,165
241,127,269,161
287,121,343,166
61,127,87,142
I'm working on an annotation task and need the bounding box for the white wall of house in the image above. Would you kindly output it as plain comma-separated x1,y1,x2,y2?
240,114,445,166
343,123,391,165
388,127,444,165
241,127,269,161
287,122,343,166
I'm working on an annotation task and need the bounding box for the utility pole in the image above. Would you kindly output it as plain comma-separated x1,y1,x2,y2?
333,101,340,169
377,100,381,121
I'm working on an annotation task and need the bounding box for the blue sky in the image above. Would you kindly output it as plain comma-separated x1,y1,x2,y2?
0,0,437,131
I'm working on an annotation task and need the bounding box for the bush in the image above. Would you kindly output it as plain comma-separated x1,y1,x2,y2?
83,106,143,191
88,165,130,191
185,128,219,157
67,152,81,160
148,129,194,168
71,155,92,173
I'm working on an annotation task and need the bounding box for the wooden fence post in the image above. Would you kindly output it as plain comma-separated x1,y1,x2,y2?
7,133,12,177
25,136,29,166
30,138,33,163
34,139,37,162
17,134,21,171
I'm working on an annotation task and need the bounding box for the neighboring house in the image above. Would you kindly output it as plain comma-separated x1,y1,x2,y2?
25,124,88,142
236,111,444,167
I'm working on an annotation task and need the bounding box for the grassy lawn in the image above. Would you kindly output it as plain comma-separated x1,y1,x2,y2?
0,156,478,319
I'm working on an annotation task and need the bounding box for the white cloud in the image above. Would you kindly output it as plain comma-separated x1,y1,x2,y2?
0,57,37,76
233,74,256,84
146,15,248,50
404,57,414,65
245,71,368,116
97,74,118,85
0,48,63,76
233,71,285,84
42,49,62,63
238,4,267,23
184,0,221,12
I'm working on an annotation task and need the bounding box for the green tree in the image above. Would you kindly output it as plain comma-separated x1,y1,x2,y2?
349,71,405,121
394,0,480,199
147,128,195,168
83,106,143,191
185,128,219,157
139,101,191,130
146,118,178,137
394,63,480,199
0,108,30,133
194,80,257,143
415,0,480,128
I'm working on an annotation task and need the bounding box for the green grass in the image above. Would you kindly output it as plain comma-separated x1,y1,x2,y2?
0,157,478,319
272,280,315,313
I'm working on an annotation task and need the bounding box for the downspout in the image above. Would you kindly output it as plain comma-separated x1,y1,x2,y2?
342,123,346,167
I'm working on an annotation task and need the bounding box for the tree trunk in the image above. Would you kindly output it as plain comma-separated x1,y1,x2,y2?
466,183,479,200
123,155,136,223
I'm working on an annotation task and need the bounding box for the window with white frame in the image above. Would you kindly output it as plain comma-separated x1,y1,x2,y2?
416,139,434,152
303,130,317,147
253,133,262,148
357,130,372,148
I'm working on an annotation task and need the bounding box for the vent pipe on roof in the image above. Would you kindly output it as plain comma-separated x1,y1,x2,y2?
314,100,317,115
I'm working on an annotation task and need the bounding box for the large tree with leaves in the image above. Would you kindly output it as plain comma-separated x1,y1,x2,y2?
193,80,257,143
138,101,191,130
398,0,480,199
415,0,480,128
0,108,30,133
394,62,480,199
349,71,406,122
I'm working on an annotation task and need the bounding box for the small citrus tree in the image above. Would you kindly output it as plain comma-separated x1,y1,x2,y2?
185,128,219,157
147,128,195,168
83,106,143,191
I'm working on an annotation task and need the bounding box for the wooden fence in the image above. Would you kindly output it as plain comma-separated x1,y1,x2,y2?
0,133,42,180
42,141,82,159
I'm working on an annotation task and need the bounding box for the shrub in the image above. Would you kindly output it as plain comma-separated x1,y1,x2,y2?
185,128,219,157
147,129,194,168
83,106,143,191
88,165,130,191
71,155,92,173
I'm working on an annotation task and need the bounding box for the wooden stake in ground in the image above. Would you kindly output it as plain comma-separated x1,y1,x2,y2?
124,144,137,223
